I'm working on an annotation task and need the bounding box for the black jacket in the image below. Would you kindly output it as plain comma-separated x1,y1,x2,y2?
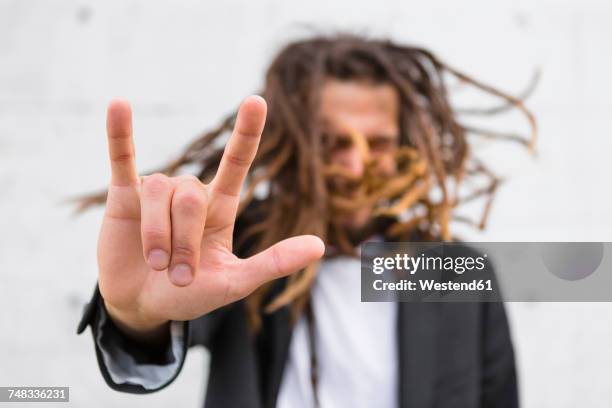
77,206,518,408
77,279,518,408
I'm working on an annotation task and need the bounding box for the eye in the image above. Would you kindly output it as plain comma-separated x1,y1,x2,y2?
368,136,396,152
323,133,353,152
334,137,353,151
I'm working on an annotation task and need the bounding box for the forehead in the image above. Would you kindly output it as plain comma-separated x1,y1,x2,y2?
319,79,399,134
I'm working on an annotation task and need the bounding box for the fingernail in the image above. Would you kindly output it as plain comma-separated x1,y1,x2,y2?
169,264,193,286
148,249,170,270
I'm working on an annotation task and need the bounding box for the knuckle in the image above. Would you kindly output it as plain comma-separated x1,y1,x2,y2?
108,131,130,140
173,190,205,215
142,225,169,243
270,245,284,276
174,174,202,185
171,174,203,189
225,153,251,168
172,244,197,259
111,152,134,163
143,173,172,196
236,128,260,140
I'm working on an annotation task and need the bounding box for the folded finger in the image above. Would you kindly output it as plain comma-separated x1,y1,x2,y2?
140,173,173,271
168,177,207,287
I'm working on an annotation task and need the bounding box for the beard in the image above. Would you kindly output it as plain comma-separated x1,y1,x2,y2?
333,203,397,248
323,146,430,251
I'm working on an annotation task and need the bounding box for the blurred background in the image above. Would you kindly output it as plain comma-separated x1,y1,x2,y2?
1,0,611,406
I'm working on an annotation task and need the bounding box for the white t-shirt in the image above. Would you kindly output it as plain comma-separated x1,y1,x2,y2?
276,255,398,408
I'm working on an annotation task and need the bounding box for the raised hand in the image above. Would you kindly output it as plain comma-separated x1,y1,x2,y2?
97,96,324,339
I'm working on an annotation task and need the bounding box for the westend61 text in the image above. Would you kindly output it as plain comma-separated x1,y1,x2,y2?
373,279,493,292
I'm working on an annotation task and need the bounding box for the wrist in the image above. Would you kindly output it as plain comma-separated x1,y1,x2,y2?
103,300,170,345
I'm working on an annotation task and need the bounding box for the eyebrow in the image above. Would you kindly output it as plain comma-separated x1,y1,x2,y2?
322,131,398,140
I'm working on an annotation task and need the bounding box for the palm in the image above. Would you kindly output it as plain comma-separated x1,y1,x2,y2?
97,97,324,330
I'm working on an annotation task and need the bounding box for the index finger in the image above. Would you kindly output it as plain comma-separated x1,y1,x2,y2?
106,99,139,186
211,95,267,197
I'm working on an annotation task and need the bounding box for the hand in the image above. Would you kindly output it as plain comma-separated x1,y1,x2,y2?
97,96,324,339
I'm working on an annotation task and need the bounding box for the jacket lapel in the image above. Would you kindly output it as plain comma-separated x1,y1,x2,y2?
397,301,438,408
258,282,293,408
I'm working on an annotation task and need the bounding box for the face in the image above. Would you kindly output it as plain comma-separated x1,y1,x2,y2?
319,78,400,228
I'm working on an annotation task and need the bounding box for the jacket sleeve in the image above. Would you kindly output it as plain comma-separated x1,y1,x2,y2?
76,284,225,394
480,301,519,408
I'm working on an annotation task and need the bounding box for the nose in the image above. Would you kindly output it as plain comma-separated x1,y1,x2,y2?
340,146,365,179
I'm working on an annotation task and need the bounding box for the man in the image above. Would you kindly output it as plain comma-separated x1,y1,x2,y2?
78,35,533,407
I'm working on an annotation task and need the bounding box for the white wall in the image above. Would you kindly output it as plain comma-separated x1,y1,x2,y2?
0,0,611,406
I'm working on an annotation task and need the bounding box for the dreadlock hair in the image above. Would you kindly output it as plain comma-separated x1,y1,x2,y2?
75,34,537,331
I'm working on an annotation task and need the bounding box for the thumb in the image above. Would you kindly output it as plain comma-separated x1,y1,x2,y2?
231,235,325,299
